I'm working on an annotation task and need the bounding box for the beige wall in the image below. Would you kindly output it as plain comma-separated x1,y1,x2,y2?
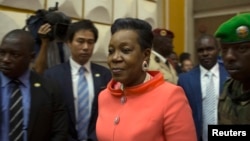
186,0,250,64
0,0,158,67
1,0,250,66
194,0,250,13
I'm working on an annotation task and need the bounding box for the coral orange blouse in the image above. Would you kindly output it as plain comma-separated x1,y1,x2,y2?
96,71,197,141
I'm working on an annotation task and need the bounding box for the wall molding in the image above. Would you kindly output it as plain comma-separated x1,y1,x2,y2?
194,5,250,18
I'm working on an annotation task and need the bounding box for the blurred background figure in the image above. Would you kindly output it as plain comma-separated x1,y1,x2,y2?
180,58,194,73
179,52,191,64
24,4,72,74
168,51,182,75
148,28,178,84
32,11,72,74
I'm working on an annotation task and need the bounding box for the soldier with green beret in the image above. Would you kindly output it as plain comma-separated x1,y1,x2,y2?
214,13,250,124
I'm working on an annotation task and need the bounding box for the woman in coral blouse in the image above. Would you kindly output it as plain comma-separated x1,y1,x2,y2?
96,17,197,141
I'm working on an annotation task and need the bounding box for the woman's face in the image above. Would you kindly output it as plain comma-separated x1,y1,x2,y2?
107,29,150,87
181,59,193,72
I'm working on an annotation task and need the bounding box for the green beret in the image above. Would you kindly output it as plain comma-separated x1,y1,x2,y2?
214,13,250,44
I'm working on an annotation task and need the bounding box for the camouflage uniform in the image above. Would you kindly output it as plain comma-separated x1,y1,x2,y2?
215,13,250,125
218,78,250,124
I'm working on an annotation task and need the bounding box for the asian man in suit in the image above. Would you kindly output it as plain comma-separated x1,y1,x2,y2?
177,34,229,141
44,19,112,141
0,29,67,141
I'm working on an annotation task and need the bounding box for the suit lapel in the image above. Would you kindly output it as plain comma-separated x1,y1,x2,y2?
91,63,102,94
64,62,77,125
89,63,107,133
0,76,2,127
192,67,202,100
192,67,203,122
90,63,101,114
28,71,44,136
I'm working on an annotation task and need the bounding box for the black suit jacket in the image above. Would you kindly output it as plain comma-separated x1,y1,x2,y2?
44,61,112,141
0,71,68,141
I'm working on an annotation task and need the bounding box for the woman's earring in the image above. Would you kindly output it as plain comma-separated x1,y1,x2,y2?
142,61,148,71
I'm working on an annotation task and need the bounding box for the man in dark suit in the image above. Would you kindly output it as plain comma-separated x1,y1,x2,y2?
0,29,67,141
44,19,111,141
177,34,229,141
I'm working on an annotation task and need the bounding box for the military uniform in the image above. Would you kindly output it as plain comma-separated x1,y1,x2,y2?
215,13,250,124
218,79,250,124
149,52,178,84
149,28,178,84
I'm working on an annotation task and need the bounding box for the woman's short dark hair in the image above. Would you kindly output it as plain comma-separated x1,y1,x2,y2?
111,17,153,50
67,19,98,42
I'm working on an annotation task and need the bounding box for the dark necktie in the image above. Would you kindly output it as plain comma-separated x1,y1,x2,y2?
9,79,24,141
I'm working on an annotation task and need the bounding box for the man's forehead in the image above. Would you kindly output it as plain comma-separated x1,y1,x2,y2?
75,31,95,40
0,37,28,49
201,38,210,44
3,36,21,42
200,37,215,45
77,37,95,41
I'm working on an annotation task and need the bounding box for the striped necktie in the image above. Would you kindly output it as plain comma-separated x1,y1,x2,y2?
77,67,90,140
9,79,24,141
202,72,217,141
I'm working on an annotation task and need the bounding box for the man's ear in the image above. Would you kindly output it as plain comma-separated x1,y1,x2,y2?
29,51,36,69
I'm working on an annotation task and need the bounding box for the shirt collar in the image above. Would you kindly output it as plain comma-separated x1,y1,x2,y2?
199,62,219,77
0,69,30,87
152,50,167,63
69,57,91,75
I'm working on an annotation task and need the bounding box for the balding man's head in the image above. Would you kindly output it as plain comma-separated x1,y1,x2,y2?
0,29,35,78
2,29,35,52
